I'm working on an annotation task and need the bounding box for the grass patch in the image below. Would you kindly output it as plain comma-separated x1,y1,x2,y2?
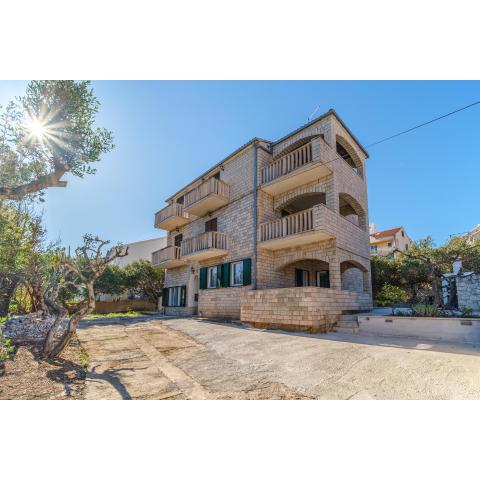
78,347,90,369
84,310,147,319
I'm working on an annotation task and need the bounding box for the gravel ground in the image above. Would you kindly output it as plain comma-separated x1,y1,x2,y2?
0,335,86,400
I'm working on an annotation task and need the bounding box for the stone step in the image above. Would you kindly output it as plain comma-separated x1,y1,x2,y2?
334,314,359,333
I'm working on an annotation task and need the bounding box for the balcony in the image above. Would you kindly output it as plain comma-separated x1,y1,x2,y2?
183,178,230,217
154,203,190,231
260,142,331,196
258,204,335,250
151,246,186,268
180,231,228,261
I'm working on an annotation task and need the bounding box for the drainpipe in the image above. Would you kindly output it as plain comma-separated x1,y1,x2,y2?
252,140,258,290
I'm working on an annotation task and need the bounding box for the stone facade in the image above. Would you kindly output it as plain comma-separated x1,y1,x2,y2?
155,109,373,329
457,274,480,312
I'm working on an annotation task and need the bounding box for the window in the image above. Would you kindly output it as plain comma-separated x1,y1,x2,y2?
205,217,217,232
207,266,219,288
405,244,409,251
295,268,310,287
230,261,243,286
316,271,330,288
371,245,378,253
174,233,183,247
387,242,393,247
401,230,405,237
165,286,185,307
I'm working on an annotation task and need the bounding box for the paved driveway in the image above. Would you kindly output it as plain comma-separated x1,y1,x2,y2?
77,316,480,399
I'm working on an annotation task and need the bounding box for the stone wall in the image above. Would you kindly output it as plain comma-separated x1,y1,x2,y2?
241,287,372,333
457,274,480,312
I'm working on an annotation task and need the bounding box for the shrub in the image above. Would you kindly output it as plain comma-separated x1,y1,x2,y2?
412,304,440,317
376,284,409,314
0,317,14,362
460,306,473,317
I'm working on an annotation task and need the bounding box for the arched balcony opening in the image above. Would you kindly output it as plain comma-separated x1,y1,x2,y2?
339,192,367,231
279,192,326,217
336,135,363,178
340,260,368,293
277,259,331,289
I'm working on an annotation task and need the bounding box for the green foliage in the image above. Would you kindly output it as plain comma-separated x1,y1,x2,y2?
460,306,473,317
412,304,440,317
84,310,145,319
376,284,409,310
123,260,165,302
78,347,89,369
0,80,114,201
94,264,126,297
0,317,14,362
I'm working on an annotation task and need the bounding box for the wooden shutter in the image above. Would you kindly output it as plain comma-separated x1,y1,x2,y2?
199,267,207,289
220,262,230,288
161,288,169,306
243,258,252,286
180,286,187,307
295,268,303,287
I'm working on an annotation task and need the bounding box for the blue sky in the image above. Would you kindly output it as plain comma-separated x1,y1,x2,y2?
0,81,478,249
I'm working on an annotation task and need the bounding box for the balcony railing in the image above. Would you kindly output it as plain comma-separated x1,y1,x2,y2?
151,246,185,268
183,177,230,216
154,203,190,230
258,204,335,250
180,231,228,259
259,142,331,196
261,143,313,185
260,208,314,243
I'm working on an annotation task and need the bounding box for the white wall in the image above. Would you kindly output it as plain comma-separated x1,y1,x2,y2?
114,237,167,267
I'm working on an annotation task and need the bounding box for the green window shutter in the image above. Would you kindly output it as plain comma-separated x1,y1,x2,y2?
221,262,231,287
199,267,207,289
162,288,169,307
180,286,187,307
295,268,303,287
243,258,252,286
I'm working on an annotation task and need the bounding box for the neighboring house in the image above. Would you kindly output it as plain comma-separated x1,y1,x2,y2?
113,237,167,268
369,226,412,258
466,225,480,241
153,109,372,332
98,236,166,301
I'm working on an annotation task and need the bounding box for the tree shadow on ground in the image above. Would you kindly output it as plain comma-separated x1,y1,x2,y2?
85,364,146,400
78,315,164,329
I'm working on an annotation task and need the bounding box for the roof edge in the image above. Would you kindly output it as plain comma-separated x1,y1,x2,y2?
272,108,369,158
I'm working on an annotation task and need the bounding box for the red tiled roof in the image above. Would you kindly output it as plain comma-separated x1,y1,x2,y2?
371,227,402,239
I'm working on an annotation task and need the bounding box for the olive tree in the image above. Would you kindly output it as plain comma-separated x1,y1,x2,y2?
43,235,128,359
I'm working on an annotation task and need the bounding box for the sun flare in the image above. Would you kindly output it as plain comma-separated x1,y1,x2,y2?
26,118,48,141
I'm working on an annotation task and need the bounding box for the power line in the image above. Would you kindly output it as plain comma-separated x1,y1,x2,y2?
366,100,480,148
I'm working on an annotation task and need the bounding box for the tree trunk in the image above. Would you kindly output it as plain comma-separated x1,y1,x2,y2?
42,282,96,359
0,272,21,317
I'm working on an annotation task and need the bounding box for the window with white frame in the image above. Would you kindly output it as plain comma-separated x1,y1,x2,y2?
207,266,218,288
168,286,182,306
230,261,243,286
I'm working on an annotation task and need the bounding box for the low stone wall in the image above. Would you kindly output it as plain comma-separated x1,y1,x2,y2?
198,287,249,319
1,312,56,342
358,315,480,344
241,287,372,333
94,299,157,314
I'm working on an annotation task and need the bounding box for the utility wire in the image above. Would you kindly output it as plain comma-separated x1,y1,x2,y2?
366,100,480,148
288,99,480,172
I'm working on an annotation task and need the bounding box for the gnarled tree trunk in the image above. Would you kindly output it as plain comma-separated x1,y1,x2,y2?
0,272,21,317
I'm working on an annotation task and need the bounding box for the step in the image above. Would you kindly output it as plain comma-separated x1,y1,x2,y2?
334,314,359,333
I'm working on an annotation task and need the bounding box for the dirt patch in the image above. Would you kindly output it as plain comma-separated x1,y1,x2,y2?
0,335,86,400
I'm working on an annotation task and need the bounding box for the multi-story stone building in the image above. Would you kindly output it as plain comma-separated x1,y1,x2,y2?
153,109,372,332
369,226,413,258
